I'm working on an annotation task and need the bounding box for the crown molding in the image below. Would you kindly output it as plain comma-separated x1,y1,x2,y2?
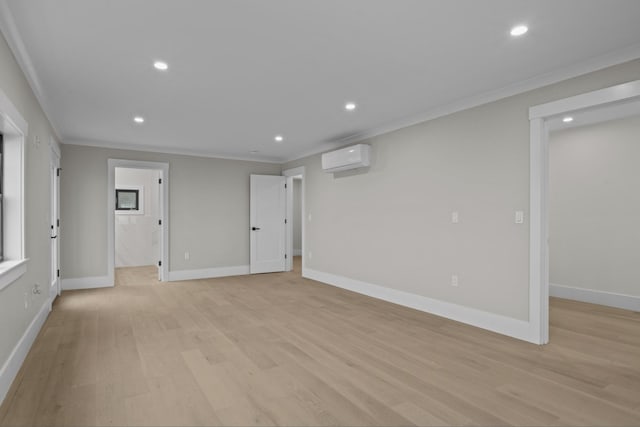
284,43,640,163
0,2,62,140
62,137,284,164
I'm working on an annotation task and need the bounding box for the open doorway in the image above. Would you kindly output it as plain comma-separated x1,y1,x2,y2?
114,167,161,281
107,159,169,285
291,176,303,275
283,166,305,275
548,110,640,312
528,79,640,344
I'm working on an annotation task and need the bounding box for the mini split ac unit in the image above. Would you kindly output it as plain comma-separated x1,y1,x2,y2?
321,144,371,173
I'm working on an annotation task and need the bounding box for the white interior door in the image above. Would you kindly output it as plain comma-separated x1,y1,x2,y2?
50,149,60,297
154,170,162,280
250,174,286,274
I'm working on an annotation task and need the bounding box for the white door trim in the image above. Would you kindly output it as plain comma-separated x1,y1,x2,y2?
107,159,169,283
282,166,305,273
528,79,640,345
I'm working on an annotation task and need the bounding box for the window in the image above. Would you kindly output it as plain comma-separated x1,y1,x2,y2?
0,89,27,290
116,188,139,211
114,185,144,215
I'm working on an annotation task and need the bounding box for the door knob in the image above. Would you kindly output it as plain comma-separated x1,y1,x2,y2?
251,227,261,231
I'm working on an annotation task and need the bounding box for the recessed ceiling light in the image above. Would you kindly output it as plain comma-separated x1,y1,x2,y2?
153,61,168,71
274,135,284,142
133,116,145,123
562,116,574,123
345,102,357,111
510,25,528,37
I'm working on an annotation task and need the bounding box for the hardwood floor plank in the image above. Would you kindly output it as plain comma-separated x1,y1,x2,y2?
95,382,127,426
181,349,244,412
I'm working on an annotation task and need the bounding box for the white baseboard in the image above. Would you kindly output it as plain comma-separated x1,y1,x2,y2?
168,265,250,281
61,275,113,291
48,282,58,309
293,249,302,256
304,268,534,343
0,297,51,406
550,283,640,312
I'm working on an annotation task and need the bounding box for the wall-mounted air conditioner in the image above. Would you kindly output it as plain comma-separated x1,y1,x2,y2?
321,144,371,173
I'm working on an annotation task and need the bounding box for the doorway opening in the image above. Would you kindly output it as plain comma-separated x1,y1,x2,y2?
283,166,305,276
107,159,169,285
291,177,303,275
547,107,640,333
114,167,161,282
528,79,640,344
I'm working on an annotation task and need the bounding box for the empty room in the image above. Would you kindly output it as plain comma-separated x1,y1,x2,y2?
0,1,639,426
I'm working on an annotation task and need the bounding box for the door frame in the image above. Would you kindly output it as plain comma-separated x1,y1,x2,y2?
528,79,640,344
49,137,61,302
107,159,169,282
282,166,305,273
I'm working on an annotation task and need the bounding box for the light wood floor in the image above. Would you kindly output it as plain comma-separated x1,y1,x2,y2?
1,257,639,426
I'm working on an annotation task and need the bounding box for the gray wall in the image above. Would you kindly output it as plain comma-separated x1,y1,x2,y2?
284,59,640,321
60,145,281,278
115,168,160,267
0,33,58,373
293,179,302,254
549,115,640,297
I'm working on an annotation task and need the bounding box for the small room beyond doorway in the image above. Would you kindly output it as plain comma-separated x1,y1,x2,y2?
292,176,303,275
548,109,640,318
115,167,161,281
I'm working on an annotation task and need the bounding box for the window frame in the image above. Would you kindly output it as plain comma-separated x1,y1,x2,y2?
114,185,144,215
0,88,27,291
115,188,139,211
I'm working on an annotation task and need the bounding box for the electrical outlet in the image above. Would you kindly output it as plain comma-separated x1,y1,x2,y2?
451,274,459,287
184,251,190,260
451,211,459,223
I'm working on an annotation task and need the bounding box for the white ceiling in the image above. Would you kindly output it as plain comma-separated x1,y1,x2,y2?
547,99,640,132
2,0,640,162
